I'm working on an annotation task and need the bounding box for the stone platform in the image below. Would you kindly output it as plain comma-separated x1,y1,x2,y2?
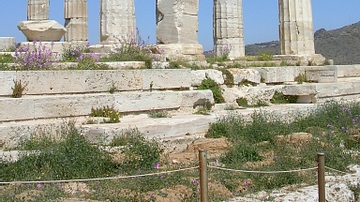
1,64,360,148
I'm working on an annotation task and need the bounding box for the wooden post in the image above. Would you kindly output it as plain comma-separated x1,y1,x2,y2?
318,153,325,202
199,150,208,202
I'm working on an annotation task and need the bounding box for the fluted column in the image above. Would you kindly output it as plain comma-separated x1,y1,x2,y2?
100,0,136,44
213,0,244,59
279,0,315,55
27,0,49,21
156,0,200,44
64,0,88,42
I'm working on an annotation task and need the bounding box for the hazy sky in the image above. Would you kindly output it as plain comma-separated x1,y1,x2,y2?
0,0,359,51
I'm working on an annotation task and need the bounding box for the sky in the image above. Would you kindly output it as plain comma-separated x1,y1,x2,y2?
0,0,359,51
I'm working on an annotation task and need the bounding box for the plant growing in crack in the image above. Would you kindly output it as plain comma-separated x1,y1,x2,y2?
11,79,28,98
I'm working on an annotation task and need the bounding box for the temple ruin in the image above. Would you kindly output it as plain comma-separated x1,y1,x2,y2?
12,0,321,60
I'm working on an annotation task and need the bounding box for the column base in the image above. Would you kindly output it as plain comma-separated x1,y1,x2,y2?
156,44,205,61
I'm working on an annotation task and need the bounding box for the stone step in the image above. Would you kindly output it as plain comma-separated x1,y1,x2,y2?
0,90,214,122
281,77,360,102
0,69,192,96
0,103,317,150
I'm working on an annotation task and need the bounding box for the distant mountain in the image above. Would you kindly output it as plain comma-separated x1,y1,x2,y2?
245,21,360,65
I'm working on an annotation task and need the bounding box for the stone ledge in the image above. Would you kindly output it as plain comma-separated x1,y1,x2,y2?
0,69,192,96
0,90,213,122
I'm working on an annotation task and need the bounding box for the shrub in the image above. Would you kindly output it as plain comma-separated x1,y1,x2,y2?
236,97,268,108
14,41,58,70
90,106,121,123
100,28,163,68
0,123,114,181
148,110,169,118
294,73,308,84
205,45,231,64
197,76,225,103
114,128,162,173
0,53,15,63
221,69,234,85
257,53,273,61
61,42,92,62
69,53,109,70
11,79,28,98
270,91,298,104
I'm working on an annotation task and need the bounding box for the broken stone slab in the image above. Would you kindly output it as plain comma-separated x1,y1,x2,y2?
191,69,224,86
228,68,261,84
17,20,67,42
222,85,279,106
305,65,337,83
253,66,301,83
0,37,16,50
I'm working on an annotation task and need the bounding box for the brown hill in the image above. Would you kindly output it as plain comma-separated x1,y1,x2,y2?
245,21,360,65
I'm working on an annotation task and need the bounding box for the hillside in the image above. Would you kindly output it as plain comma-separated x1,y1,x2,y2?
245,21,360,65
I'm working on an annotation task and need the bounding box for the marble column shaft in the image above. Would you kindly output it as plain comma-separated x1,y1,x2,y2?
64,0,88,42
279,0,315,55
100,0,136,44
27,0,49,21
156,0,199,44
213,0,245,59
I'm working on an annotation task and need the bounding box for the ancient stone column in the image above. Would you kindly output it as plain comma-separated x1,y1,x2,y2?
64,0,88,42
279,0,315,55
156,0,199,44
27,0,49,21
213,0,245,59
100,0,136,44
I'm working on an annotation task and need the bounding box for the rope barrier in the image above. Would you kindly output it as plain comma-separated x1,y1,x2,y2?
325,166,351,175
0,166,199,185
208,165,318,174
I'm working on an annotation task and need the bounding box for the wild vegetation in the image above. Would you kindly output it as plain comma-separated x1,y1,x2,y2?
1,101,360,201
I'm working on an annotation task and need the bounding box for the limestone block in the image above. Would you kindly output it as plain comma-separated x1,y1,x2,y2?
27,0,49,20
191,69,224,86
18,20,67,42
114,91,182,112
253,67,301,83
34,94,114,119
315,82,353,98
84,70,142,92
18,42,68,53
222,85,247,104
65,18,88,42
156,44,204,61
337,65,360,78
228,68,261,84
0,71,16,96
180,90,215,109
222,85,278,106
142,69,191,90
100,0,136,43
16,71,86,95
297,95,316,103
305,66,337,83
0,98,36,121
0,37,16,50
281,84,317,96
156,0,199,44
